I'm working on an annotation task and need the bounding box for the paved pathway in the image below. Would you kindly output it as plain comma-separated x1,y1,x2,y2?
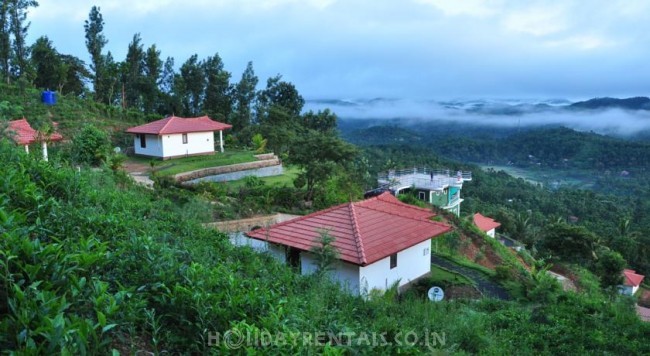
431,254,510,300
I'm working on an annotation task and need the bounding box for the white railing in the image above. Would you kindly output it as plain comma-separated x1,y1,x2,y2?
377,167,471,191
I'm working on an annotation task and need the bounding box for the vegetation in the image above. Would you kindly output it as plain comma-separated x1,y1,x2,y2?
1,140,648,354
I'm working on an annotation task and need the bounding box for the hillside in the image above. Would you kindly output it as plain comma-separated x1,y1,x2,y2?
1,141,648,353
570,97,650,111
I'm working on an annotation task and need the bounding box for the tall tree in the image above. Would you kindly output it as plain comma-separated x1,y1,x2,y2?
142,44,162,114
8,0,37,80
0,1,11,83
30,36,63,90
122,33,145,109
231,61,258,131
202,53,231,121
59,54,90,96
157,56,178,115
178,54,204,116
84,6,107,102
256,74,304,121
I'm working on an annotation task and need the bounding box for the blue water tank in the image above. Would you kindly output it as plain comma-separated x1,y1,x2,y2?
41,90,56,106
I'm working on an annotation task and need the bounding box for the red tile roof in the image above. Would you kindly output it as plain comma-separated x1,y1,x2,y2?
623,269,645,287
6,118,63,145
125,115,232,135
473,213,501,232
246,192,451,266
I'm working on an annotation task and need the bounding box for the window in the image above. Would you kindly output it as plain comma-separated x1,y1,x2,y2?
182,133,188,144
390,253,397,269
418,191,426,201
423,247,429,256
139,134,146,148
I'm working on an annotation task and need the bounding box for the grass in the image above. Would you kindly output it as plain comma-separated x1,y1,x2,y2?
128,150,258,177
429,265,473,286
225,166,302,188
479,164,596,190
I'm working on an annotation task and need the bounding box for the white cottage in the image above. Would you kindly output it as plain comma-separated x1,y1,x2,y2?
473,213,501,238
126,115,232,160
619,269,645,296
245,192,451,295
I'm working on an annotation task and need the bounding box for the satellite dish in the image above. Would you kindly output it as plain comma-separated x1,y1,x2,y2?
427,286,444,302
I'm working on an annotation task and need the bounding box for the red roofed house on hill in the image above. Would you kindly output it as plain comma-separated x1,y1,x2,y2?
473,213,501,238
619,269,645,296
245,192,451,295
6,118,63,161
125,115,232,159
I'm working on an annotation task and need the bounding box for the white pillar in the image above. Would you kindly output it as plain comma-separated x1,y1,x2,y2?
219,130,224,153
42,142,48,161
24,145,29,153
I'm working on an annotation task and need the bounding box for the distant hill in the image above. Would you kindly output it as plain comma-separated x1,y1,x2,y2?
570,97,650,110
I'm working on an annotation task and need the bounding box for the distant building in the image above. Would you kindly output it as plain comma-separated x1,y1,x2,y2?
473,213,501,238
6,118,63,161
125,115,232,160
377,167,472,216
244,192,451,295
619,269,645,296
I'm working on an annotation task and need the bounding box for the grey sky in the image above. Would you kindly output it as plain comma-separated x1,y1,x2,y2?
27,0,650,100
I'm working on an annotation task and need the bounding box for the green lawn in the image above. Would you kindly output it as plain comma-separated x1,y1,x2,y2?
429,265,473,286
127,150,258,177
225,166,302,188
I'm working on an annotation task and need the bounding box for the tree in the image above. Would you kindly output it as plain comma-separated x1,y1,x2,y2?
202,53,231,120
122,33,145,109
142,44,162,114
540,223,600,263
595,250,625,289
178,54,204,116
59,54,91,96
300,109,337,134
289,131,358,202
84,6,107,102
231,61,258,131
0,1,10,82
310,230,339,277
8,0,37,81
30,36,64,90
256,74,304,121
157,56,177,115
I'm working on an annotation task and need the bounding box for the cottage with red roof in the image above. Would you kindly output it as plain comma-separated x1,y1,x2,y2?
245,192,451,295
473,213,501,238
6,118,63,161
125,115,232,159
619,269,645,296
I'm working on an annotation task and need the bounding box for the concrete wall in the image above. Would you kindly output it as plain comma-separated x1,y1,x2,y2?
176,157,281,183
133,134,164,157
300,252,361,294
162,131,214,157
187,165,284,184
359,239,431,294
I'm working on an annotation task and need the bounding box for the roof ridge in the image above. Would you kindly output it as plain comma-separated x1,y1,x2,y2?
349,202,367,265
159,116,176,134
254,201,350,232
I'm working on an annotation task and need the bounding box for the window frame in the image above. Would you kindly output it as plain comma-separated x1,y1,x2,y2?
182,133,188,144
390,253,397,269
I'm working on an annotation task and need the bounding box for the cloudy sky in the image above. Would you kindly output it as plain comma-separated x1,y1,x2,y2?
27,0,650,100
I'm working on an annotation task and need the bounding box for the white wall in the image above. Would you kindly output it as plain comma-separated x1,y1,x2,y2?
300,252,361,294
162,132,214,157
133,134,164,157
230,233,286,262
359,239,431,294
486,228,496,238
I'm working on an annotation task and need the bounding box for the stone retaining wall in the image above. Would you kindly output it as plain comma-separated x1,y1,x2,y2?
174,157,280,183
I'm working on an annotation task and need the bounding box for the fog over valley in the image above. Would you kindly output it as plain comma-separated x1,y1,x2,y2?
306,97,650,138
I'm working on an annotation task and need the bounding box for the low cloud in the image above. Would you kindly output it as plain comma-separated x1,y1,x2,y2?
306,98,650,137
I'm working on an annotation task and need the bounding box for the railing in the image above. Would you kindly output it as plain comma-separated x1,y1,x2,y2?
377,167,471,190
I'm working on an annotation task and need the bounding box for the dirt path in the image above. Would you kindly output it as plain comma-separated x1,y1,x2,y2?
122,161,154,188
